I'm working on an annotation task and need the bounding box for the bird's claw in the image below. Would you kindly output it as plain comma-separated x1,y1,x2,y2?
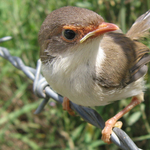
62,97,75,116
101,123,113,144
101,119,123,144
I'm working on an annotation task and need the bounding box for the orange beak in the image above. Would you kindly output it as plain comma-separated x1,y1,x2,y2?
80,22,119,43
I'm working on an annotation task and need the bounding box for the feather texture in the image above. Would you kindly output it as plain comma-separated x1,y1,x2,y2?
126,10,150,40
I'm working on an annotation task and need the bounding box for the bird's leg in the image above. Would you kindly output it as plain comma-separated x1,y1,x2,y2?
62,97,75,116
101,92,144,144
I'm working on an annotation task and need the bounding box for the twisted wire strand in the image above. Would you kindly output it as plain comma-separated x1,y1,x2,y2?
0,36,142,150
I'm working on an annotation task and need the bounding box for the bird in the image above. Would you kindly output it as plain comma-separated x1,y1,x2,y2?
38,6,150,144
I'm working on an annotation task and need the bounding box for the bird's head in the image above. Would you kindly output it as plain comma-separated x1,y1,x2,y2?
39,6,119,62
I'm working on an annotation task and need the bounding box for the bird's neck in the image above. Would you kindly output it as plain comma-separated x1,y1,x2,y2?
57,36,105,72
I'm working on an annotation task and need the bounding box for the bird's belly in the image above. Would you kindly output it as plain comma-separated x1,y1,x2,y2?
42,63,144,106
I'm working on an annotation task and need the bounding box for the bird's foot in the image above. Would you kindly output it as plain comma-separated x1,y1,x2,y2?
101,93,143,144
62,97,75,116
101,118,123,144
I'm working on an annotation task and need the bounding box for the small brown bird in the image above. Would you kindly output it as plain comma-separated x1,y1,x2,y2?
38,6,150,144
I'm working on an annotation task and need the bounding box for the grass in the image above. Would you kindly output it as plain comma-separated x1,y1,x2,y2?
0,0,150,149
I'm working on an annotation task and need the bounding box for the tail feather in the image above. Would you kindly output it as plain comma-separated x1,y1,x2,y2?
126,10,150,40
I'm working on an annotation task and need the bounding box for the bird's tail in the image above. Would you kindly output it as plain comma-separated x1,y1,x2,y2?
126,10,150,40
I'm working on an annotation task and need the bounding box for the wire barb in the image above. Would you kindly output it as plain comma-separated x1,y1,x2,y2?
0,36,142,150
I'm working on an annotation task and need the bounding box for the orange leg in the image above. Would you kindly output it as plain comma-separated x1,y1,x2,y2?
101,93,144,144
62,97,75,116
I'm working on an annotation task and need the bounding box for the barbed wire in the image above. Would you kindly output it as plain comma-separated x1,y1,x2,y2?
0,36,142,150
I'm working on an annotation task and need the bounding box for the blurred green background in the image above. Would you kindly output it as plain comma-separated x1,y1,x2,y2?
0,0,150,149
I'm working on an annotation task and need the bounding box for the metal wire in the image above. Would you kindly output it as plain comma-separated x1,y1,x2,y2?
0,36,142,150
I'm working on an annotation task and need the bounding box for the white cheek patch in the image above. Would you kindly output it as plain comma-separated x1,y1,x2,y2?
95,46,106,72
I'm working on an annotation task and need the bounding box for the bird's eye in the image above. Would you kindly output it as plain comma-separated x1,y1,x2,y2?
63,29,76,40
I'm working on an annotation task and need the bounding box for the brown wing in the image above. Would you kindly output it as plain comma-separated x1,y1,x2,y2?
128,42,150,84
94,32,150,88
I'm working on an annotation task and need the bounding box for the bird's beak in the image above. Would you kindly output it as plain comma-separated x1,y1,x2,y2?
80,22,119,43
